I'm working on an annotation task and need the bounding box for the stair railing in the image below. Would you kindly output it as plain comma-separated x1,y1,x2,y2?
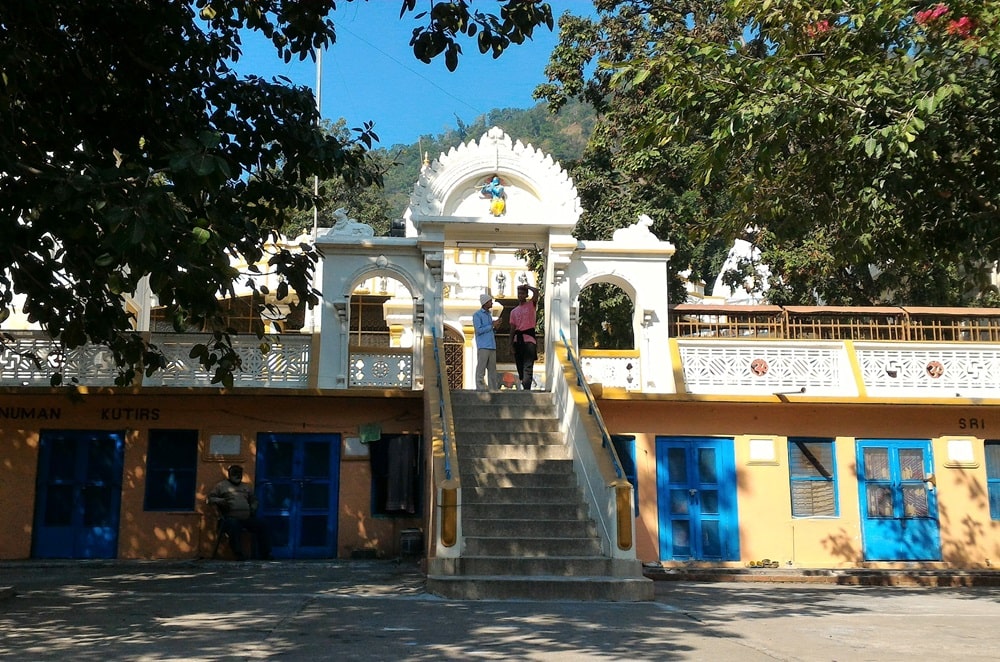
431,328,452,481
428,329,461,558
556,329,636,555
559,330,623,479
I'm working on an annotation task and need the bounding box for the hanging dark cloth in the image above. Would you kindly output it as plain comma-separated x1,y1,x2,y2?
369,434,419,514
386,435,417,513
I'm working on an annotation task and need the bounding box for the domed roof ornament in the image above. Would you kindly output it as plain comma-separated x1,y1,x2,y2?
406,127,581,226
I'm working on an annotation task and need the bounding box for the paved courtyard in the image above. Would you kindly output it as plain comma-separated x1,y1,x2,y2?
2,560,999,661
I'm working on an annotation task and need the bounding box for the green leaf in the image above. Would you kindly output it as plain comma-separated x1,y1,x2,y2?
190,154,216,177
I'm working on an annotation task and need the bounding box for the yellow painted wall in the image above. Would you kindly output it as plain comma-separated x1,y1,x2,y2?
598,397,1000,569
6,388,1000,569
0,389,423,560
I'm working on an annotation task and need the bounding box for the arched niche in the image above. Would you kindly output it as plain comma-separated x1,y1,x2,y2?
346,272,417,350
406,126,581,233
575,277,637,351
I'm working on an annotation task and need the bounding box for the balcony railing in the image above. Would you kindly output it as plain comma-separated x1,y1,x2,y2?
672,304,1000,342
579,350,642,391
348,346,413,388
1,331,312,388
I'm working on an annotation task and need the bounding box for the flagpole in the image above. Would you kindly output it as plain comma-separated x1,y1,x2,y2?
310,47,322,336
312,46,322,240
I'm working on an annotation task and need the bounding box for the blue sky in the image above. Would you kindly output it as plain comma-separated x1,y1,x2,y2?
233,1,592,148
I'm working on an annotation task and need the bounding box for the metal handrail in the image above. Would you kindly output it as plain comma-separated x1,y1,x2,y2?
430,328,452,480
559,329,623,480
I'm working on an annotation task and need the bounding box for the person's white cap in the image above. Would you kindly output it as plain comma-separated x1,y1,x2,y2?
480,293,493,306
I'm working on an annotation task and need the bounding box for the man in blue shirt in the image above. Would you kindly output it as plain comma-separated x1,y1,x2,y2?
473,292,500,390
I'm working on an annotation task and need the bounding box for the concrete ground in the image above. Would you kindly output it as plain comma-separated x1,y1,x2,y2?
2,560,1000,661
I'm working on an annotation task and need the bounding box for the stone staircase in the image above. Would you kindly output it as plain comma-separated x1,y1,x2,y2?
426,390,653,601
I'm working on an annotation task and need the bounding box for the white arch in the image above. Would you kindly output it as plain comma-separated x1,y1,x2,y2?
575,271,639,303
341,264,419,302
561,220,676,393
314,235,429,389
406,126,581,233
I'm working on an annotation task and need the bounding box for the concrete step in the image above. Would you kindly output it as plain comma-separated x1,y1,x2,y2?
425,575,655,601
451,391,554,407
463,518,597,538
445,556,625,577
462,485,582,504
461,472,576,488
641,565,1000,587
459,458,573,474
456,430,566,445
454,418,562,434
451,402,560,420
462,502,590,520
458,444,570,460
463,536,604,557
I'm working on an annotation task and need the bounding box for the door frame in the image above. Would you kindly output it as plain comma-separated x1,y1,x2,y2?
256,433,341,559
655,436,740,561
32,429,125,559
856,438,941,561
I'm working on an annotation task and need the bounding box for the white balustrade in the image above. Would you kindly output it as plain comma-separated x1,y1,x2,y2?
676,340,852,396
348,349,413,388
6,330,998,396
1,332,311,388
579,354,642,391
855,342,1000,398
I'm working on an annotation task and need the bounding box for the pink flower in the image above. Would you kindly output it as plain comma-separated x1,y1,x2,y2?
946,16,974,37
915,3,950,25
804,19,831,38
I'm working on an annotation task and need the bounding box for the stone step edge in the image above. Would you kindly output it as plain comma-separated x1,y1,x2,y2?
644,566,1000,586
428,574,650,583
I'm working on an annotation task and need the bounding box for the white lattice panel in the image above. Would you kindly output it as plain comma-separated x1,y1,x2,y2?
146,335,311,387
677,340,850,395
1,332,311,388
0,333,117,386
580,356,641,391
1,334,57,382
856,343,1000,397
349,350,413,388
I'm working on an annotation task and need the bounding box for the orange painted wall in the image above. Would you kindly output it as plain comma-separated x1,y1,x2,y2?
598,397,1000,568
0,389,422,560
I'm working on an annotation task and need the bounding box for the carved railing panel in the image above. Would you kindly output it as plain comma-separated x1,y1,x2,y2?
144,335,312,387
1,332,311,388
579,353,642,391
855,343,1000,397
677,340,847,395
348,349,413,388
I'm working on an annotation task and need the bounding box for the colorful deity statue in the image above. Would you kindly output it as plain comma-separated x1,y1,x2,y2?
480,176,506,216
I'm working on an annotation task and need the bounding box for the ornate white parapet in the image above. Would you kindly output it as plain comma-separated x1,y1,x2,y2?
348,349,413,388
675,339,857,396
674,339,1000,398
580,351,642,391
855,342,1000,398
0,331,312,388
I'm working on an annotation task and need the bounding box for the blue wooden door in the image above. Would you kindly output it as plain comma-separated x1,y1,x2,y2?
656,437,739,561
257,433,340,559
857,439,941,561
32,430,125,559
